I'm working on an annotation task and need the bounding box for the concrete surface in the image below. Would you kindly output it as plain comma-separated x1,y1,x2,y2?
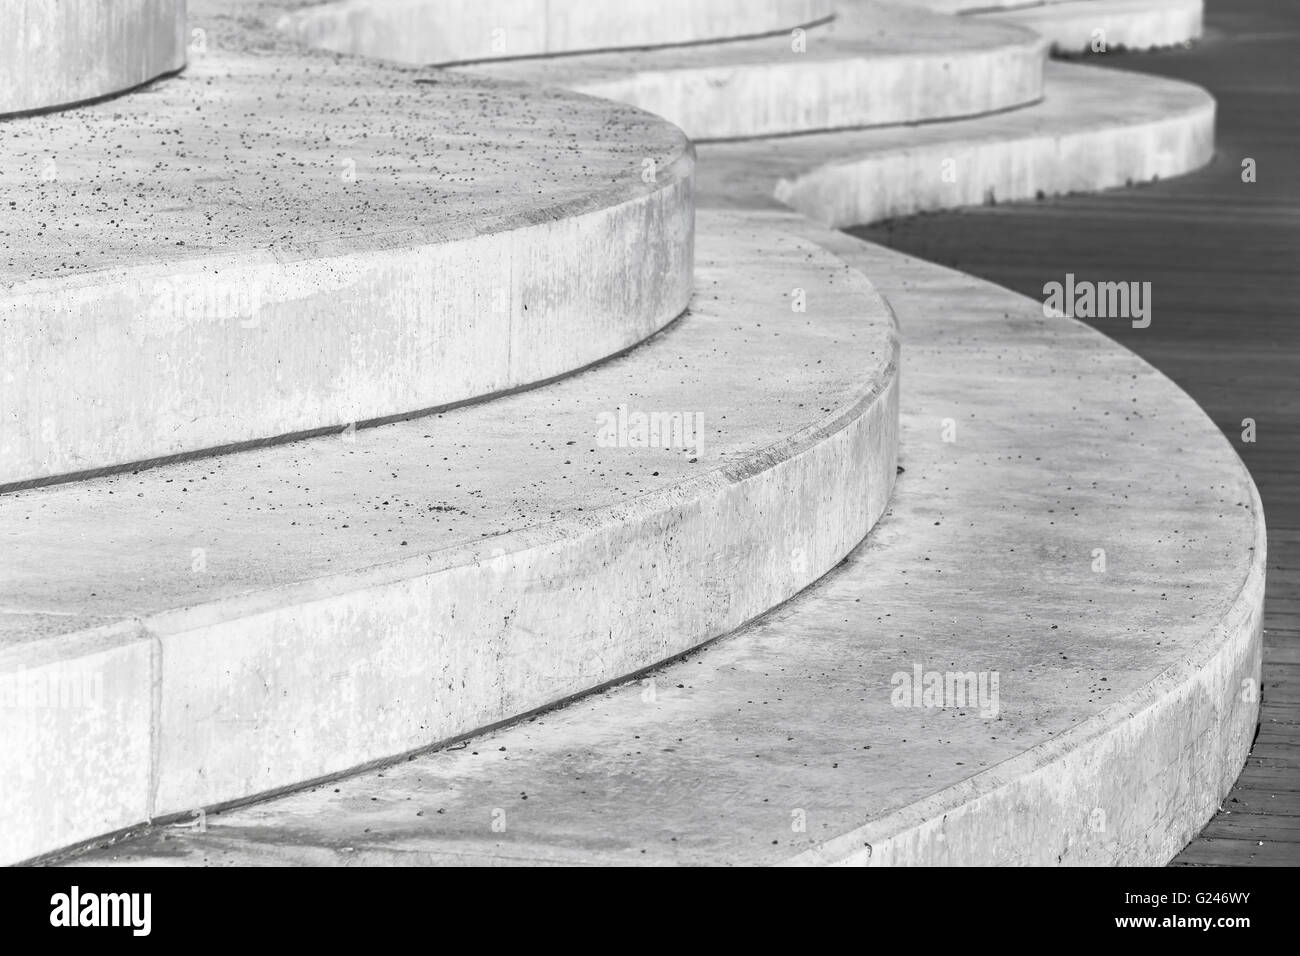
856,0,1300,866
9,0,1263,869
895,0,1080,12
1,210,900,865
455,1,1047,140
62,234,1262,867
0,0,187,116
979,0,1203,54
275,0,834,65
696,61,1213,227
0,4,695,489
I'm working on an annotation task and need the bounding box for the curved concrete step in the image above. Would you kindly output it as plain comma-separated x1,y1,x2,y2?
62,232,1263,867
894,0,1090,13
697,61,1214,227
0,210,900,866
0,0,187,116
453,1,1047,140
275,0,834,65
0,11,694,491
977,0,1203,54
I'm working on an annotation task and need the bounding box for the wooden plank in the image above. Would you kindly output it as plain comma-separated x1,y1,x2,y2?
1197,816,1300,841
1172,839,1299,867
1220,788,1300,816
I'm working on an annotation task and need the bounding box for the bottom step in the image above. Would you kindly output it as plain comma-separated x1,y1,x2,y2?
61,232,1263,866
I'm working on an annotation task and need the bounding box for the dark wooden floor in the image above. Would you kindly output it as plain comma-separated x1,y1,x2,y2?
854,0,1300,865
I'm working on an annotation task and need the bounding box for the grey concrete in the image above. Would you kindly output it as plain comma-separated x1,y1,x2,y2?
0,0,187,116
697,61,1213,227
0,3,695,488
64,234,1262,866
456,1,1047,140
14,0,1263,869
979,0,1203,54
2,211,899,865
275,0,834,65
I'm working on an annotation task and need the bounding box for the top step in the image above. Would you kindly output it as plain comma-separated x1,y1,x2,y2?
0,2,694,490
0,0,187,116
276,0,835,65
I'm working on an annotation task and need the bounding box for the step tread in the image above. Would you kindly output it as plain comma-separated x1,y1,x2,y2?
274,0,834,65
67,232,1263,867
460,1,1041,83
0,30,685,287
454,0,1046,139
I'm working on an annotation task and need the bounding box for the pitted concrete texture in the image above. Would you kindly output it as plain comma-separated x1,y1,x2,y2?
455,1,1047,140
0,1,695,489
0,210,900,865
696,62,1214,227
0,0,187,116
62,235,1262,867
275,0,834,65
979,0,1203,54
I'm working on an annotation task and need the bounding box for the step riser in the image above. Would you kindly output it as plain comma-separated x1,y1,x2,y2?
0,0,187,116
773,102,1214,227
1,372,897,866
277,0,833,65
797,547,1263,865
1,164,695,489
570,45,1045,140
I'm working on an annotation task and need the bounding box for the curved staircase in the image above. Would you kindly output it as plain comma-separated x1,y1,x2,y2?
0,0,1262,866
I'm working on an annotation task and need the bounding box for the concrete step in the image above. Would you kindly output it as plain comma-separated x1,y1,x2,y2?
453,0,1047,140
275,0,835,65
894,0,1095,14
0,7,694,491
977,0,1203,54
0,0,186,116
0,209,900,866
63,232,1264,867
697,61,1213,227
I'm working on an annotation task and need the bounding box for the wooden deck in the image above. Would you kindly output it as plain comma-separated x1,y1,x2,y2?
853,0,1300,865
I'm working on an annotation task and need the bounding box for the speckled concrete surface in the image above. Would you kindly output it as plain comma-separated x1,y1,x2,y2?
60,235,1261,867
10,0,1263,869
0,0,187,115
454,1,1047,140
696,61,1214,226
979,0,1203,54
0,0,695,487
1,211,900,865
276,0,834,65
